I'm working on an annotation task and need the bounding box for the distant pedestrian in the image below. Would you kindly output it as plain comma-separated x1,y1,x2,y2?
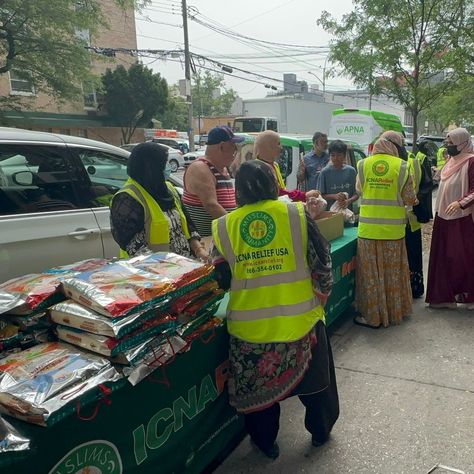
212,160,339,459
297,132,329,191
354,131,417,328
317,140,358,210
183,126,244,238
426,128,474,309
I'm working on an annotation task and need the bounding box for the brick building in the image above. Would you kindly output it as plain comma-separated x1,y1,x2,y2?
0,0,142,146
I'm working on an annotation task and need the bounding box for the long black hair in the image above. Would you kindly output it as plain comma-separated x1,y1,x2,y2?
235,160,279,206
127,142,174,211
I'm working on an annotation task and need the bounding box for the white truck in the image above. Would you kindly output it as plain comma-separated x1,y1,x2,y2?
235,96,341,134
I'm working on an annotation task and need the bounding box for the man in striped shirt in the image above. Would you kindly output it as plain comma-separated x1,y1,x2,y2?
183,126,244,238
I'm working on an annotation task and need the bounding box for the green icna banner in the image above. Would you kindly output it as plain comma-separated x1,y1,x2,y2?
1,325,244,474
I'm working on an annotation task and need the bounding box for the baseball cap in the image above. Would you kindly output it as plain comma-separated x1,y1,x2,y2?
206,126,245,145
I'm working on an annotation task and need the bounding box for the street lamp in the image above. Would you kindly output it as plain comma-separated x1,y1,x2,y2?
308,55,329,93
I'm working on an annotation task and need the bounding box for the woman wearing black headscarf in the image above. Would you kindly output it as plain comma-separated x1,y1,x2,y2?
110,142,208,259
211,160,339,460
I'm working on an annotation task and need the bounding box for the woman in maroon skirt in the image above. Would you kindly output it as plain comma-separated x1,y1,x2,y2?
426,128,474,309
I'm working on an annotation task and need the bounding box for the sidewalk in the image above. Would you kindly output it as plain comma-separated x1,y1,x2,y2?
215,259,474,473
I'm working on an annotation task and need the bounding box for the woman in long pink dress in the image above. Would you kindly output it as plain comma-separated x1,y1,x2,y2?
426,128,474,309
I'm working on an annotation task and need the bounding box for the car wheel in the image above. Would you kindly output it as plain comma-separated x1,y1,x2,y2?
169,159,179,172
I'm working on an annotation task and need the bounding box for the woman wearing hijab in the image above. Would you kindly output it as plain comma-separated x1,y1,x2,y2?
354,131,417,328
426,128,474,309
110,142,208,260
211,160,339,460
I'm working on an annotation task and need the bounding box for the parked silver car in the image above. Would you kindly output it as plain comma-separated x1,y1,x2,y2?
120,142,184,172
0,127,183,283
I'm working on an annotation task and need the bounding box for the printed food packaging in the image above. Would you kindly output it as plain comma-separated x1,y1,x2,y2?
0,342,121,426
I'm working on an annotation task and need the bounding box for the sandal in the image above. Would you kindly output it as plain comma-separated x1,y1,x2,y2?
353,315,381,329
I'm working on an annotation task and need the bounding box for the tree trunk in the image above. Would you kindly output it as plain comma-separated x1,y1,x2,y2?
412,110,419,154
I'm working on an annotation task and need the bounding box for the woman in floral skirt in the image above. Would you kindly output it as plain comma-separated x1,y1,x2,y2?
212,160,339,460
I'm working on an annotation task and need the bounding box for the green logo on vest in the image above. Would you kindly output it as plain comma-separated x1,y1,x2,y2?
49,440,123,474
372,160,389,177
240,211,276,248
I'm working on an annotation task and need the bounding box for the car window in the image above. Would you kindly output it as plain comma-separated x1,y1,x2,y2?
352,149,366,165
75,149,128,207
0,144,79,215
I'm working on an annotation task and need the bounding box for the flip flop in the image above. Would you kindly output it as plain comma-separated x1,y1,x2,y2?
353,315,381,329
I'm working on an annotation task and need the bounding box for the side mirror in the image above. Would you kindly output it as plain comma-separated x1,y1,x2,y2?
12,171,34,186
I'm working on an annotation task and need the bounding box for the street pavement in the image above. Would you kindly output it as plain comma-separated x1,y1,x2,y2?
215,255,474,474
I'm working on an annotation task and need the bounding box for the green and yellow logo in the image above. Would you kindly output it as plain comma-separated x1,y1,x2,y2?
49,440,123,474
372,160,389,177
240,211,276,248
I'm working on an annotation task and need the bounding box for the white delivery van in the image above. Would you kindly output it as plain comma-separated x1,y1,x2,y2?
328,109,404,155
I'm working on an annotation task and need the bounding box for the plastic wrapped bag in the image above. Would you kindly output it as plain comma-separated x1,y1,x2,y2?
122,334,188,386
56,313,176,357
61,261,174,318
0,342,121,426
0,414,30,453
0,259,109,316
50,300,163,338
330,194,356,224
1,313,54,358
0,290,24,316
306,195,328,221
127,252,214,288
0,274,65,315
62,253,215,318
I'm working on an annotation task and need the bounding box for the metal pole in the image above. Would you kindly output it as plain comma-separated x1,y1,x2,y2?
197,77,201,139
182,0,195,152
368,48,373,110
322,55,329,93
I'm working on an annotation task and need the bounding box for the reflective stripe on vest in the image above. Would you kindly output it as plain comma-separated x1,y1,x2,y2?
212,200,324,343
437,147,447,168
257,157,286,190
357,154,409,240
113,178,190,258
408,156,422,193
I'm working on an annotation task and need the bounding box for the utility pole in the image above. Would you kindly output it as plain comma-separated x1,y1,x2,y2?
182,0,195,151
368,47,373,110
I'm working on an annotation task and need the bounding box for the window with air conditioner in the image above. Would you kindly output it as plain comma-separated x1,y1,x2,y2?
9,70,35,95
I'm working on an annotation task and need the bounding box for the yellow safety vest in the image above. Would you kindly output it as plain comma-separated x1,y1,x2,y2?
406,155,422,232
257,157,286,190
113,178,191,258
357,154,409,240
437,147,447,168
212,200,324,343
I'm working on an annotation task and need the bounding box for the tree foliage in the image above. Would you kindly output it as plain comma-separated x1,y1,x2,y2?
192,71,238,117
0,0,144,106
102,63,168,144
423,78,474,133
318,0,473,144
160,85,189,131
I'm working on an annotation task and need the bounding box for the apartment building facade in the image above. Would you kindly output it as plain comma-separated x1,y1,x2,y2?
0,0,141,145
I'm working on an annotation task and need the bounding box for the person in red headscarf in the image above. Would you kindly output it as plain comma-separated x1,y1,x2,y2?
426,128,474,309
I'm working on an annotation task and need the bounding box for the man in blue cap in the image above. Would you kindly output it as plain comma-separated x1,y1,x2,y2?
183,126,244,239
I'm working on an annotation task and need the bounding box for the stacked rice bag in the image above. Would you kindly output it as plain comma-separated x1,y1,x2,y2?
55,253,224,382
0,260,108,358
0,342,121,426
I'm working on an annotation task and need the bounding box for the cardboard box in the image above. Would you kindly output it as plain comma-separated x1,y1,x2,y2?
315,211,344,241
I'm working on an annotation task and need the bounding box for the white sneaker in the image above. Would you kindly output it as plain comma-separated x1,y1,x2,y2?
428,303,457,309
